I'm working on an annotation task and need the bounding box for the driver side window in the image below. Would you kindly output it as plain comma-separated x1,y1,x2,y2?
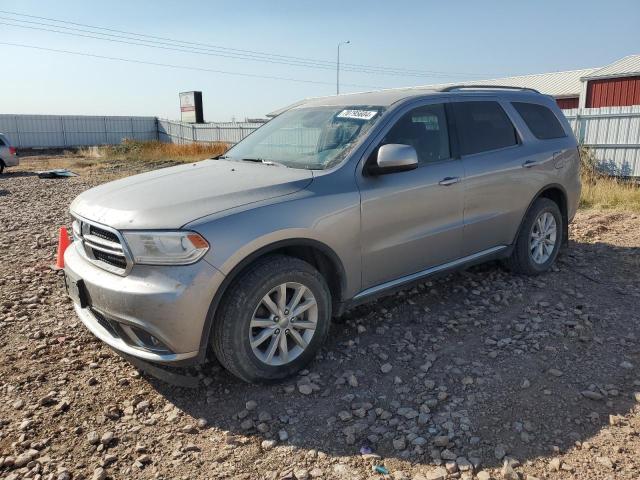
381,103,450,164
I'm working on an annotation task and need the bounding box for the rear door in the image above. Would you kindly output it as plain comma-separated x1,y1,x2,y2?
357,100,465,289
451,98,535,256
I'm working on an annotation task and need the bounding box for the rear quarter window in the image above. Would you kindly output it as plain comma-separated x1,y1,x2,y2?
0,137,5,146
512,102,566,140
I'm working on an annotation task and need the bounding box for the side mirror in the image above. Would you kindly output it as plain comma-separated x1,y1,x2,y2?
369,144,418,175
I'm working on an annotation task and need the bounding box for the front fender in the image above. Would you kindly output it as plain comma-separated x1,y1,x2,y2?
188,189,362,299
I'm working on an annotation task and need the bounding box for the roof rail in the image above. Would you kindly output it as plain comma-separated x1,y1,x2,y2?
439,85,541,93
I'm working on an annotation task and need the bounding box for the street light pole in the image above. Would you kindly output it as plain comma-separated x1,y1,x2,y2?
337,40,350,95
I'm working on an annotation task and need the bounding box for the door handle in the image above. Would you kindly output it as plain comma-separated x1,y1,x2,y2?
522,159,544,168
438,176,460,186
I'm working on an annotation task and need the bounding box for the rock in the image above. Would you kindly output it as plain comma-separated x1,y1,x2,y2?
434,435,449,447
298,384,313,395
424,466,448,480
261,439,277,450
278,430,289,441
549,457,562,471
87,431,100,445
294,468,310,480
476,472,493,480
445,461,458,474
548,368,563,377
381,363,393,373
92,467,107,480
309,468,323,478
440,449,457,460
501,461,520,480
620,361,633,369
180,425,198,434
392,437,406,450
245,400,258,410
100,431,114,445
494,444,507,460
596,456,614,469
338,410,352,421
13,451,37,468
581,390,604,401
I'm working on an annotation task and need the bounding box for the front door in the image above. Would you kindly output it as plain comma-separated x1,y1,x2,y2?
357,102,465,290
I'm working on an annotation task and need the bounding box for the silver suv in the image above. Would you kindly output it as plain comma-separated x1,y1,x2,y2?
0,133,19,174
64,86,580,383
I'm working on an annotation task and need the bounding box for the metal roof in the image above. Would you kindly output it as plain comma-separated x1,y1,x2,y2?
582,54,640,80
416,68,596,98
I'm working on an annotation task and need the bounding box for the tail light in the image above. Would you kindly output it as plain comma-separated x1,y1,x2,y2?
9,147,17,155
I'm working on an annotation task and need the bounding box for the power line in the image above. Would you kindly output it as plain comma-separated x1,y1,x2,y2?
0,9,498,78
0,19,480,79
0,19,419,77
0,41,385,89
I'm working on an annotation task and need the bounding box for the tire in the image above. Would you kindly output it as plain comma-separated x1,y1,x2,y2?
0,161,4,175
211,255,332,383
507,197,563,275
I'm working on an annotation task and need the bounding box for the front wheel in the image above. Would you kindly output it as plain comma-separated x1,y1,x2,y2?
507,197,563,275
211,255,332,383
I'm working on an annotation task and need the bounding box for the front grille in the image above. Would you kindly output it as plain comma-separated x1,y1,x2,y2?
92,309,121,338
89,225,120,243
73,217,130,274
93,250,128,269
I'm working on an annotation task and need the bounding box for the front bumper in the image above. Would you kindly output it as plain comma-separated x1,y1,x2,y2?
64,242,225,364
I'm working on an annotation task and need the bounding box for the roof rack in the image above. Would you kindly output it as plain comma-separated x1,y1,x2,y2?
440,85,541,93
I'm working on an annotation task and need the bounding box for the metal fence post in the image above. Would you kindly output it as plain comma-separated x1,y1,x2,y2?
103,117,109,145
60,116,67,147
14,115,22,148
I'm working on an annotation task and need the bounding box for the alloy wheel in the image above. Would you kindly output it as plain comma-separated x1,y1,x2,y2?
249,282,318,366
529,211,557,264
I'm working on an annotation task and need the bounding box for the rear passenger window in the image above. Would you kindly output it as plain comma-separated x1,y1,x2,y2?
452,101,518,156
381,103,450,164
0,138,5,146
512,102,566,140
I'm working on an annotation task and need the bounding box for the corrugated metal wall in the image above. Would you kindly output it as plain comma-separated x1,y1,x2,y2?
586,76,640,108
0,115,157,148
157,119,262,145
562,106,640,176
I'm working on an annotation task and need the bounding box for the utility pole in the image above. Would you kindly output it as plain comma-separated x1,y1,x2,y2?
337,40,350,95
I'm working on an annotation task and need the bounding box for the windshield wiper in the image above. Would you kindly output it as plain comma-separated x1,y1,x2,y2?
241,158,287,167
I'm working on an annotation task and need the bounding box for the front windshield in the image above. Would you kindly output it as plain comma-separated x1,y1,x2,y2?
224,105,385,170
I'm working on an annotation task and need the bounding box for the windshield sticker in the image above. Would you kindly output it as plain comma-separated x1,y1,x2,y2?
337,109,378,121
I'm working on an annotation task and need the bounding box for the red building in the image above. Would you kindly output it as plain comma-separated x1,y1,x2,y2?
580,55,640,108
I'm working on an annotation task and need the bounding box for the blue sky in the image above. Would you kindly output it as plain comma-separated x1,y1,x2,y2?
1,0,639,121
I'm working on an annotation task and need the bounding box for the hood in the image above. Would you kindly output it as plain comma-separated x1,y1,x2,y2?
71,159,313,229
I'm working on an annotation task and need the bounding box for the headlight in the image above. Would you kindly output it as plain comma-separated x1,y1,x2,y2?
122,231,209,265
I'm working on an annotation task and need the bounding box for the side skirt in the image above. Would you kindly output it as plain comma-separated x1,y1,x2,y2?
337,245,512,313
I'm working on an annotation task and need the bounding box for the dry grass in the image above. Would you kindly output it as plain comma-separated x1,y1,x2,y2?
81,139,229,163
579,147,640,212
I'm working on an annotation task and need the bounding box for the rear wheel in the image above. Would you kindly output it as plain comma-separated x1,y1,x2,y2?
508,198,563,275
211,255,331,383
0,161,5,175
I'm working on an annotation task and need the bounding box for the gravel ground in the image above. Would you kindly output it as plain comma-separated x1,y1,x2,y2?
1,157,639,480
